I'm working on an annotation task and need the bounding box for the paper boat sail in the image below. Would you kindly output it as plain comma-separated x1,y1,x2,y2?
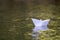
32,18,50,32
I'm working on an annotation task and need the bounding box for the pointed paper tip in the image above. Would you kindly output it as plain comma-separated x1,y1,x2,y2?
44,19,50,21
47,19,50,21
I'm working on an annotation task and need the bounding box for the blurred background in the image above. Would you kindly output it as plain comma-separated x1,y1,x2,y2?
0,0,60,40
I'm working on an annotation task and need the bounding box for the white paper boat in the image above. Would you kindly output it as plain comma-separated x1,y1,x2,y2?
32,18,50,32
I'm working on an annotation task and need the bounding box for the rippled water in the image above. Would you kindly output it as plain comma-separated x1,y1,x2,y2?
0,0,60,40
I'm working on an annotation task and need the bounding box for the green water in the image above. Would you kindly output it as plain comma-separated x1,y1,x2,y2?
0,0,60,40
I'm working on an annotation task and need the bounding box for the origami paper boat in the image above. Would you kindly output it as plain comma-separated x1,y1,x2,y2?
32,18,50,32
